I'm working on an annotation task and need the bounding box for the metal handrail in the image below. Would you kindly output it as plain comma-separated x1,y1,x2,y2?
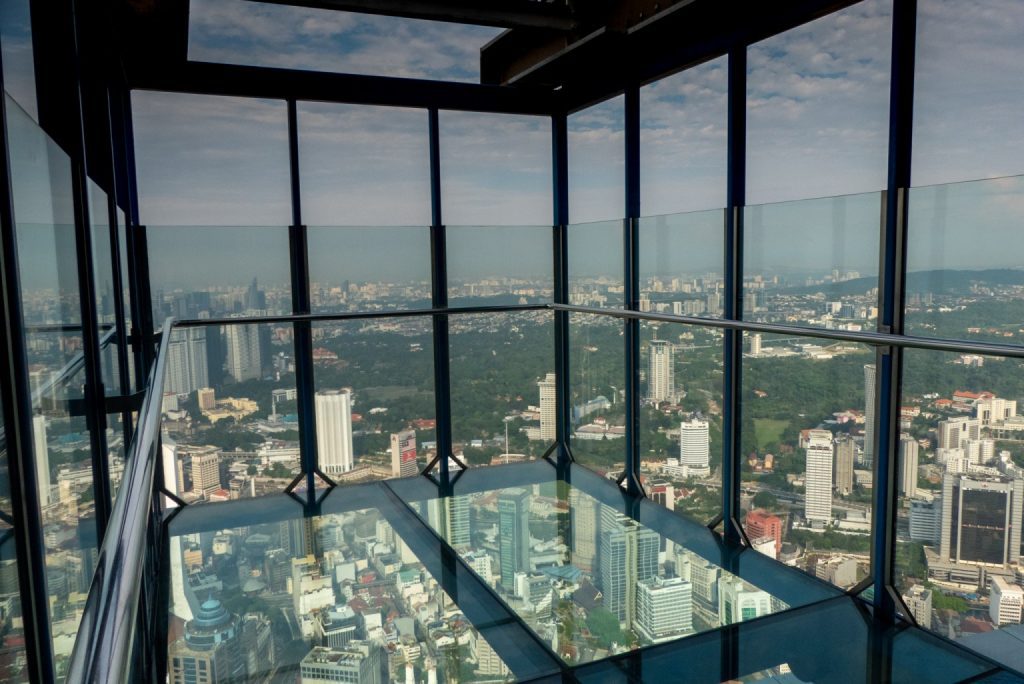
65,317,175,684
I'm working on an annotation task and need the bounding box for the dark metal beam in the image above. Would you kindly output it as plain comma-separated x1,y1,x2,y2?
245,0,576,31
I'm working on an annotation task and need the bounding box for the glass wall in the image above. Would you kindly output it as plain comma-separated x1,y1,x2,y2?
569,313,626,474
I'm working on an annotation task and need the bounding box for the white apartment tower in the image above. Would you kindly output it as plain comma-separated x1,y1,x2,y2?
538,372,556,442
990,577,1023,626
647,339,675,404
899,435,919,499
804,429,834,525
224,319,262,382
679,419,711,477
33,414,51,506
166,327,209,395
316,390,354,475
863,364,876,467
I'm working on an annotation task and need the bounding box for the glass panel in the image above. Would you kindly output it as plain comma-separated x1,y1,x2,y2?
568,220,624,309
188,0,502,83
310,318,435,482
161,323,301,503
106,411,128,503
569,313,626,474
568,95,624,224
746,0,892,204
905,176,1024,343
148,226,292,322
132,92,290,226
896,348,1024,672
740,331,875,588
449,311,554,466
913,1,1024,186
638,209,724,317
639,321,724,525
439,111,551,226
0,0,37,121
743,192,882,330
298,103,430,226
446,226,553,306
640,56,728,216
87,180,121,396
308,226,432,313
117,213,136,393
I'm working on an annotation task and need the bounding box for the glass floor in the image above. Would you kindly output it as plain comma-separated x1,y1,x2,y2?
164,460,1020,683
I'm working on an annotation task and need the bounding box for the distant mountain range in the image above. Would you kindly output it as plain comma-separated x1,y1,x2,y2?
780,269,1024,296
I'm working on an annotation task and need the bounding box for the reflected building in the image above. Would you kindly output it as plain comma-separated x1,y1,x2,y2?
599,509,659,627
498,489,530,592
569,488,599,572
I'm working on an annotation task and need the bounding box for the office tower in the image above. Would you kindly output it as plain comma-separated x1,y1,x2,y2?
186,445,222,496
635,576,693,643
976,397,1017,426
429,495,471,549
689,557,722,627
750,333,762,356
245,277,266,311
833,433,855,496
224,319,262,382
902,585,933,629
647,339,675,404
475,637,510,678
538,372,556,442
746,509,783,557
863,364,875,468
679,419,711,477
569,488,599,572
168,597,246,683
909,496,942,544
719,579,772,625
300,643,383,684
498,489,530,592
316,390,354,475
938,416,981,450
318,605,360,649
599,511,659,626
166,327,209,395
899,435,919,499
197,387,216,411
989,577,1023,626
804,429,834,525
33,414,51,506
390,429,418,477
241,613,275,679
939,473,1024,567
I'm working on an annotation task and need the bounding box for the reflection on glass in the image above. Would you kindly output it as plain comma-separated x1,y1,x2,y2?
132,92,289,226
568,95,624,224
896,348,1024,671
88,180,122,396
0,0,38,121
166,506,514,683
440,111,552,226
412,479,785,663
446,226,553,306
638,210,724,317
449,312,554,466
298,103,431,226
746,0,892,204
308,226,432,313
640,57,728,216
161,323,301,503
117,212,136,393
147,226,292,322
311,319,435,482
568,220,624,309
0,535,28,683
639,322,724,524
569,314,626,472
906,176,1024,343
106,411,127,503
743,192,881,329
740,332,874,589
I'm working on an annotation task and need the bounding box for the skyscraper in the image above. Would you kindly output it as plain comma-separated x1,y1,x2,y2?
863,364,875,467
647,338,675,404
804,429,834,525
902,584,933,629
938,416,981,450
33,414,51,506
719,579,772,625
899,435,920,499
299,643,383,684
316,390,354,475
166,327,209,395
390,429,418,478
569,488,599,572
679,419,711,477
538,372,556,442
833,433,855,496
498,489,530,592
224,318,262,382
168,597,246,683
635,576,693,643
599,509,659,627
939,473,1023,567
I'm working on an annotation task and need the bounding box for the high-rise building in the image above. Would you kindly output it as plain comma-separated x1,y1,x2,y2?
569,488,599,572
899,435,920,499
750,333,762,356
909,496,942,544
647,339,675,404
186,445,222,496
475,637,510,678
299,643,383,684
316,390,354,475
224,318,262,382
33,414,51,506
390,429,418,478
166,327,209,395
719,579,772,625
168,597,246,683
989,577,1023,626
538,372,556,442
976,397,1017,426
679,419,711,477
599,510,659,626
427,495,472,549
833,433,855,496
746,509,783,557
902,584,933,629
863,364,876,468
635,576,693,643
804,429,834,525
938,416,980,450
498,489,530,592
197,386,216,411
939,473,1024,567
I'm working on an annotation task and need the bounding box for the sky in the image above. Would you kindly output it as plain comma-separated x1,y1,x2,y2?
7,0,1024,290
